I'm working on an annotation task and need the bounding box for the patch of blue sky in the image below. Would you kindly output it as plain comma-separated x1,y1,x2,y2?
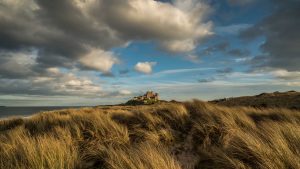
119,67,216,86
112,41,207,73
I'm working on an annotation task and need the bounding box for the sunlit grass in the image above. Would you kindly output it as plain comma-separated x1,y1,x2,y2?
0,101,300,169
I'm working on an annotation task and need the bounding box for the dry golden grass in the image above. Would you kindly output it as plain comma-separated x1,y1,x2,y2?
212,91,300,110
0,101,300,169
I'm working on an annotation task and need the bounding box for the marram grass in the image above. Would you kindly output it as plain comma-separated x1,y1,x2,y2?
0,101,300,169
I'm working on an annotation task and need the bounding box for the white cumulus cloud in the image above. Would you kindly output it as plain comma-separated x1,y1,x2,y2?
79,48,119,73
96,0,213,53
134,62,157,74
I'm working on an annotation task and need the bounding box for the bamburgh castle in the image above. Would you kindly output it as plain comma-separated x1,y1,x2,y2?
125,91,160,105
133,91,159,101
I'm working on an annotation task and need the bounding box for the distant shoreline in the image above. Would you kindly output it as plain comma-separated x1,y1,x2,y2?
0,106,86,120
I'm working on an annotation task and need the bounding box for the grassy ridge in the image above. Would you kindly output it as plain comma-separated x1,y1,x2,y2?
211,91,300,110
0,101,300,169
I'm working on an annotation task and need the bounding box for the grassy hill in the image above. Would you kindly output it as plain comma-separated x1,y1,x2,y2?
211,91,300,110
0,101,300,169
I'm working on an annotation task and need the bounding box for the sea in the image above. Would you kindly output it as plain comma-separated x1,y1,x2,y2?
0,106,83,119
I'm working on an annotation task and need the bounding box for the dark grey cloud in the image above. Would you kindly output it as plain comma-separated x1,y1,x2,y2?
0,0,124,70
0,52,35,79
0,0,214,98
241,0,300,71
227,0,256,6
214,42,230,52
247,55,268,69
0,0,213,73
0,49,80,80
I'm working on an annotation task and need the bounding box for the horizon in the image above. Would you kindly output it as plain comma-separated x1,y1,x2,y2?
0,0,300,106
0,90,298,107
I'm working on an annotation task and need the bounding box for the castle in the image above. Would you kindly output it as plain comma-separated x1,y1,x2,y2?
133,91,159,101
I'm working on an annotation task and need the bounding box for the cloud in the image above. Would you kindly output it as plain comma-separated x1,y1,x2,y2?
96,0,213,52
216,67,233,74
134,62,157,74
227,0,256,6
0,50,36,79
0,0,214,100
118,89,132,95
29,71,103,96
46,67,60,75
216,24,252,35
234,57,252,63
198,77,215,83
0,0,213,76
160,40,196,53
227,49,250,57
241,0,300,71
100,72,115,77
287,82,300,87
184,54,202,63
271,69,300,80
151,67,215,76
102,89,133,98
0,0,123,72
79,49,119,72
245,68,300,84
197,41,230,56
0,70,103,97
214,42,230,52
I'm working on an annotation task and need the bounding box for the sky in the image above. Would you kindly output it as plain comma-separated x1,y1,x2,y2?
0,0,300,106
